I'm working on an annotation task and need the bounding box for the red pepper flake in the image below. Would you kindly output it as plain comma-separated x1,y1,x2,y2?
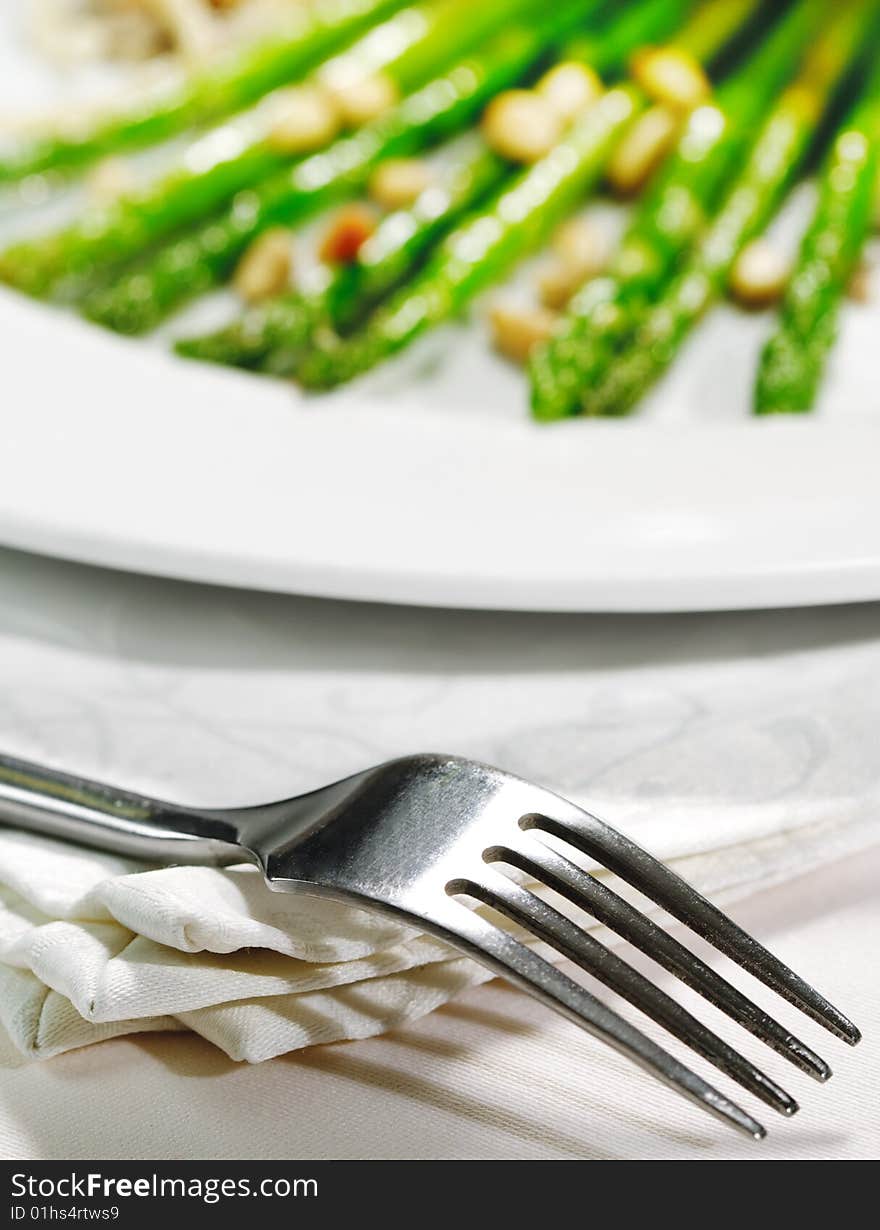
319,204,378,265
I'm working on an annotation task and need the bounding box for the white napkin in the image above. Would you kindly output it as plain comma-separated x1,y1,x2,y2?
0,790,875,1063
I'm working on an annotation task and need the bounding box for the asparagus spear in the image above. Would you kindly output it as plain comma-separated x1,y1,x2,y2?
529,0,826,421
176,136,508,370
754,59,880,414
0,0,409,186
296,87,641,387
0,0,551,300
176,0,693,372
296,0,765,390
79,0,609,335
586,0,880,417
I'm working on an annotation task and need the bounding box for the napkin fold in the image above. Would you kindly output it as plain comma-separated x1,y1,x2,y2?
1,793,875,1063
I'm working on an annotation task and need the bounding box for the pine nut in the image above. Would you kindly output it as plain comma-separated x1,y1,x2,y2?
631,46,710,111
489,302,558,363
86,156,138,204
537,216,609,307
268,85,341,154
729,239,790,309
606,104,680,196
537,62,603,124
233,227,295,303
848,261,873,303
482,90,563,164
329,73,399,127
369,158,433,210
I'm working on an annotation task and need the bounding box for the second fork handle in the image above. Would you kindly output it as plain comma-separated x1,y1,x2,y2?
0,750,243,864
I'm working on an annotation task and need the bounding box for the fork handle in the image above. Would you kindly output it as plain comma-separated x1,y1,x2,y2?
0,751,244,864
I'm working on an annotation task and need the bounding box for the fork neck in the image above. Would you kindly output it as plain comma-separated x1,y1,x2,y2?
0,751,247,865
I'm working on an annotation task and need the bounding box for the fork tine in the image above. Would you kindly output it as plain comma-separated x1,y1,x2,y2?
524,812,860,1045
441,886,767,1140
466,868,798,1116
492,836,831,1081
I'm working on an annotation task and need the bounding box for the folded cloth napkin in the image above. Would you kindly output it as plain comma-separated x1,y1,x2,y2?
1,790,876,1063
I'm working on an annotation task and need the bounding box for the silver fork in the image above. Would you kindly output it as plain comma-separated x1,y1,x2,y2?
0,750,859,1139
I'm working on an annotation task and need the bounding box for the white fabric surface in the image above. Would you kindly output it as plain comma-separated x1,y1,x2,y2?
0,546,878,1157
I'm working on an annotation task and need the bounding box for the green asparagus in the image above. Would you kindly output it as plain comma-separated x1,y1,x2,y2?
79,0,609,335
755,60,880,414
0,0,551,301
175,136,508,371
296,0,768,390
585,0,880,417
0,0,409,186
176,0,693,372
529,0,826,421
296,86,641,388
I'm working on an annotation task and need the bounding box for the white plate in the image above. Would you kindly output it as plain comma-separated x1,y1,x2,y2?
2,22,880,612
2,282,880,611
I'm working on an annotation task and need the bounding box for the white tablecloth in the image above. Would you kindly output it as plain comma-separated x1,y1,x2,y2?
0,545,878,1160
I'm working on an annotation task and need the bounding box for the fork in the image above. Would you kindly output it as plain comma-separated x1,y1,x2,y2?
0,749,860,1139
